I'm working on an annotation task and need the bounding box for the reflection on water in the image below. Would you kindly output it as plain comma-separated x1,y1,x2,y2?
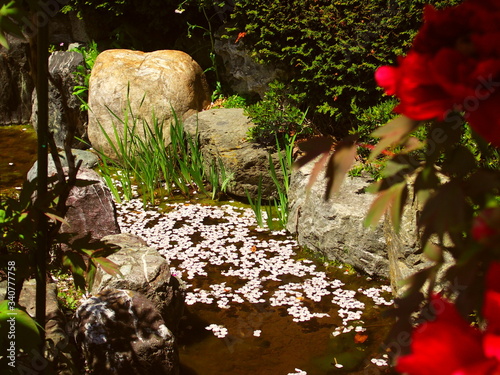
117,200,397,375
0,125,37,193
177,262,395,375
1,125,398,374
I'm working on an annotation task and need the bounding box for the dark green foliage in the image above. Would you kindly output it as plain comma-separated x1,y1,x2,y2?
70,41,100,111
225,0,463,134
245,81,311,145
61,1,229,55
350,98,399,145
62,0,186,50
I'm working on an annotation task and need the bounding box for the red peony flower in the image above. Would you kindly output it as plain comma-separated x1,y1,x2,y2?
396,262,500,375
375,0,500,147
472,208,500,246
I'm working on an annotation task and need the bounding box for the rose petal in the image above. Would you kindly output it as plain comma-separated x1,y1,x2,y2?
484,290,500,333
466,90,500,147
397,297,485,375
375,66,399,96
451,358,500,375
483,333,500,361
486,262,500,293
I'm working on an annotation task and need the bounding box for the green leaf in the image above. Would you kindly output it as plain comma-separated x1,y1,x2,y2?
390,182,408,233
418,181,468,247
382,160,410,179
293,136,334,192
92,256,122,278
413,166,440,204
0,32,8,49
369,115,419,161
402,136,424,154
423,241,443,263
293,136,333,170
324,138,358,199
85,262,97,291
364,181,407,231
441,145,477,178
0,300,41,359
62,252,87,290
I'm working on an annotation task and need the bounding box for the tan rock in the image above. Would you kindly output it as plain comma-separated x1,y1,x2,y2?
88,49,210,159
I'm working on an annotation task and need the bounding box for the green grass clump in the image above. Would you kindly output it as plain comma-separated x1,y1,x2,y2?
94,97,232,207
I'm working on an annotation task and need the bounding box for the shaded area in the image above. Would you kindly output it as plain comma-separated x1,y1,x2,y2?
0,125,37,193
177,260,396,375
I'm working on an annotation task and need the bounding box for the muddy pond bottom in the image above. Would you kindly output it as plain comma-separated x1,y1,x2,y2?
117,198,396,375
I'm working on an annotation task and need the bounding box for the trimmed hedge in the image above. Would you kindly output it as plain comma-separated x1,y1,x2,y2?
223,0,463,134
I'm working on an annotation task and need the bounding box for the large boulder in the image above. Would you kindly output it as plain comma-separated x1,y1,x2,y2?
92,233,186,333
0,35,34,125
60,167,120,243
287,161,445,294
31,51,89,149
73,288,178,375
287,162,389,277
87,49,211,159
27,161,120,245
183,108,283,199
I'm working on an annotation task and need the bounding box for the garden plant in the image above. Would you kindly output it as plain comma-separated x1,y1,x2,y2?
296,0,500,372
0,3,121,373
94,97,233,207
2,0,499,373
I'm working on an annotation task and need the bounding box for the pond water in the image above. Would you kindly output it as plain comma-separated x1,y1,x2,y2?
117,198,397,375
0,125,38,194
1,126,398,374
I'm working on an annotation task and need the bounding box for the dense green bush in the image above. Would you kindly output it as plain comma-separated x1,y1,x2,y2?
245,81,311,145
224,0,463,135
69,41,100,111
350,98,399,143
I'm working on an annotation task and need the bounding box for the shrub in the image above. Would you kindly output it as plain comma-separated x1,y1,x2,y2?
70,41,100,111
245,81,311,145
224,0,463,135
350,98,399,145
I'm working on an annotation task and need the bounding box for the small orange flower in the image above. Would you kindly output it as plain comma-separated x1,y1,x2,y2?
235,32,247,44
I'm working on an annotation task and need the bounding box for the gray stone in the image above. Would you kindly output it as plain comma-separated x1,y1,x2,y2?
74,288,178,375
31,50,89,149
59,168,120,244
16,280,78,375
287,160,454,294
93,233,186,333
287,161,389,277
214,37,286,98
0,35,34,125
27,149,99,181
183,108,283,199
27,163,120,245
87,49,211,160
